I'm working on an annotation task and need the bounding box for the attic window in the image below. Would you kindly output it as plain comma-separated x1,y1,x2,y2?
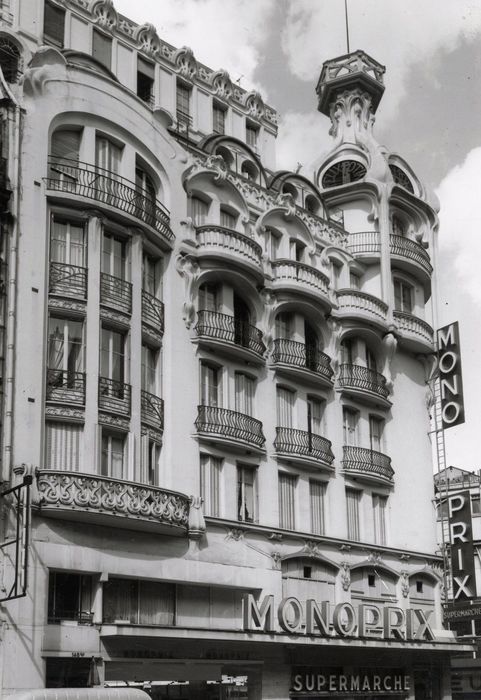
389,165,414,194
416,580,423,594
44,1,65,48
0,37,21,83
303,566,312,579
322,160,366,188
368,573,376,587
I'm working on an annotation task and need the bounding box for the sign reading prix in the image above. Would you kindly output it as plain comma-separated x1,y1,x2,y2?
437,322,465,429
448,491,476,600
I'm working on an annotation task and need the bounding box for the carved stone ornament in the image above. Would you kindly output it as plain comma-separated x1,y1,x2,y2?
211,69,233,100
245,90,265,119
226,528,245,541
400,571,410,598
326,317,342,375
134,23,161,57
45,405,85,422
340,561,351,591
368,551,382,565
100,307,131,328
188,495,206,540
275,191,296,219
329,89,376,148
98,412,130,431
90,0,117,31
174,46,198,80
140,425,162,442
303,540,321,557
49,297,86,314
381,331,397,392
175,254,200,329
271,550,282,569
22,47,67,98
259,288,277,355
205,154,228,184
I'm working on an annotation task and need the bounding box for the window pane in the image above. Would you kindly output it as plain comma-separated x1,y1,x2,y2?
238,466,255,522
176,82,191,117
279,473,296,529
44,1,65,46
213,105,226,134
200,454,221,517
373,494,387,545
103,578,138,623
45,422,82,471
310,481,326,535
192,197,208,226
200,364,218,406
343,408,358,445
92,29,112,70
346,488,360,541
277,387,294,427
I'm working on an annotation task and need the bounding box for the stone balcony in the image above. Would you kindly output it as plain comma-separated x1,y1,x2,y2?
35,470,191,535
346,231,380,260
393,311,434,353
342,445,394,486
195,225,263,279
335,289,388,328
45,156,174,249
271,259,331,308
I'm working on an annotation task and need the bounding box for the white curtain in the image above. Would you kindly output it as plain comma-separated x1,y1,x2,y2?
276,387,294,428
372,494,387,545
278,473,296,529
200,454,221,517
346,488,361,541
235,373,254,416
45,422,82,471
310,480,326,535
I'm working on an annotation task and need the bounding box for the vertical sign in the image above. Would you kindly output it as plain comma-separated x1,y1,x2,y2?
448,491,476,600
437,322,465,429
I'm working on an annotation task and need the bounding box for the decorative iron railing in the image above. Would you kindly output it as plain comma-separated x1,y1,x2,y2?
272,259,330,297
271,339,334,381
98,376,131,416
338,364,390,399
393,311,434,345
36,470,189,529
141,290,164,335
100,272,132,315
389,235,433,275
336,289,388,320
141,390,164,430
342,445,394,483
195,225,263,268
274,427,334,466
195,405,265,447
49,262,87,299
195,310,265,357
45,156,174,243
347,231,380,256
46,369,85,405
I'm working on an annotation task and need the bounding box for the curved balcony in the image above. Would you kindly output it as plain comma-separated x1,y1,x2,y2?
195,225,263,279
49,262,87,301
195,310,265,363
46,369,85,406
36,470,189,535
271,338,334,388
100,272,132,317
195,405,265,451
141,290,164,338
141,390,164,431
347,231,380,260
338,364,391,408
98,377,131,417
45,157,174,248
390,235,433,278
335,289,388,328
393,311,434,353
342,445,394,486
274,427,334,471
271,260,331,308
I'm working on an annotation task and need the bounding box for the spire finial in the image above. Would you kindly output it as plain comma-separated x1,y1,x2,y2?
344,0,350,54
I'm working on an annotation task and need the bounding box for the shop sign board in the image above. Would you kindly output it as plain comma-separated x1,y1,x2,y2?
448,490,476,600
437,321,465,429
242,594,435,641
290,669,410,695
452,669,481,695
444,602,481,622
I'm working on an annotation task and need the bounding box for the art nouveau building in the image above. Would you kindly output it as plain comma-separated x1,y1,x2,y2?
0,0,469,698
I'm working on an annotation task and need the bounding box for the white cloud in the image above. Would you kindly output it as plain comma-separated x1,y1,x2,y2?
436,147,481,304
276,111,332,173
281,0,481,124
112,0,276,95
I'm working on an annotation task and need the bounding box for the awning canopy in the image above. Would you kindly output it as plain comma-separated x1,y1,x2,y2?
5,689,150,700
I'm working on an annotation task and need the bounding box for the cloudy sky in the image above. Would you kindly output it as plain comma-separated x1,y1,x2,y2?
115,0,481,472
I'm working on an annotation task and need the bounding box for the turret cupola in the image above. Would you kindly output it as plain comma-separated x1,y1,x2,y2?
316,50,385,144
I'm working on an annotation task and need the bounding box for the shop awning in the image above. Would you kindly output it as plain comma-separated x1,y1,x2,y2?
5,689,150,700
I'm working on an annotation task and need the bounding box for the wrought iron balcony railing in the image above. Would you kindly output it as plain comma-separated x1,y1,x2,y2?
347,231,380,256
389,235,433,275
49,261,87,300
98,376,131,416
271,259,330,298
36,470,189,531
45,156,174,243
100,272,132,315
195,225,263,269
274,427,334,467
342,445,394,484
195,310,265,357
141,290,164,335
141,390,164,431
195,405,265,447
338,364,390,400
271,338,334,382
46,369,85,405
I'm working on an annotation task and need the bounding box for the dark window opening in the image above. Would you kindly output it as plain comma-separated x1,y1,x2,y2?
0,37,21,83
43,1,65,47
48,571,93,624
46,658,92,688
137,56,154,105
322,160,366,188
246,121,259,149
416,580,423,594
213,103,226,135
92,29,112,70
368,573,376,587
303,566,312,579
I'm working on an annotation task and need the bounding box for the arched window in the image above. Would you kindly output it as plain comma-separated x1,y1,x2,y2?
0,37,21,83
282,182,298,201
305,194,321,215
282,557,336,603
241,160,258,182
391,213,407,237
393,278,414,313
322,160,366,188
389,165,414,193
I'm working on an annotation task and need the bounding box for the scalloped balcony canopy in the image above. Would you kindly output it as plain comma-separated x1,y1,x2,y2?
316,49,386,116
